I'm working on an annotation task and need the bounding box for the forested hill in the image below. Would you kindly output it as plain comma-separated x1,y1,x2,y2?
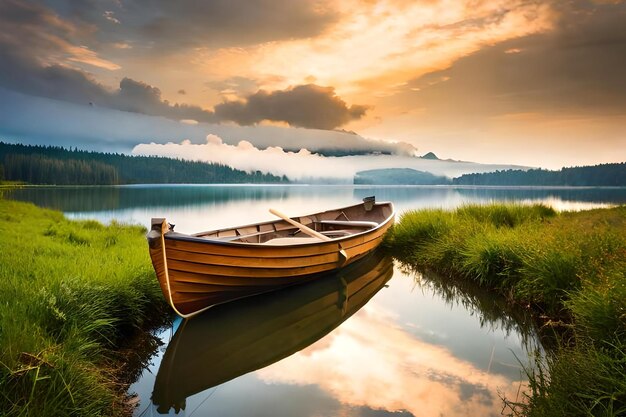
354,168,450,185
0,142,287,185
453,163,626,186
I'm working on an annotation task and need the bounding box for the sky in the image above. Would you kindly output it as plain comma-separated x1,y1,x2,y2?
0,0,625,171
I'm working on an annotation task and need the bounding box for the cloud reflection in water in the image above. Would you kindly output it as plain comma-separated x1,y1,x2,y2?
257,303,526,416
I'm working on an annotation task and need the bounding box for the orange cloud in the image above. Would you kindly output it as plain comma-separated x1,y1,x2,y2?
66,46,121,70
195,0,555,101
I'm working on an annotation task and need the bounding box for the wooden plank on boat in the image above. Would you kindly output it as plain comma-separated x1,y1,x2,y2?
169,270,313,287
168,258,339,278
166,248,340,268
164,238,340,258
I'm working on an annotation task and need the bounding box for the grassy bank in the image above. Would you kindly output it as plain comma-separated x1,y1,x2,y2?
0,181,26,188
386,204,625,416
0,198,169,416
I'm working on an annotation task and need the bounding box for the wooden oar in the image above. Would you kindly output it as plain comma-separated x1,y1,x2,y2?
269,208,349,265
269,208,330,241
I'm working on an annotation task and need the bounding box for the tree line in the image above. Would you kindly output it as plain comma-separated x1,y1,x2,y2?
453,163,626,186
0,142,288,185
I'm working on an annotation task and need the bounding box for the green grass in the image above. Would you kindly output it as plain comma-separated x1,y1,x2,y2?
386,203,626,416
0,198,169,416
0,181,26,188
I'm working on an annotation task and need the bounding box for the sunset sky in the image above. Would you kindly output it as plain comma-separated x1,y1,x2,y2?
0,0,625,169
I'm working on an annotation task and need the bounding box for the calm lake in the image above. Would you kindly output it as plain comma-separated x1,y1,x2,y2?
5,185,626,416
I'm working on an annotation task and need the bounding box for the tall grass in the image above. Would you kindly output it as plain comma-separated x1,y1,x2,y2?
386,203,626,416
0,198,169,416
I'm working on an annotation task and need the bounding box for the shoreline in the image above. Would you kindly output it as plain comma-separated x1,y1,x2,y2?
385,203,625,416
0,198,170,416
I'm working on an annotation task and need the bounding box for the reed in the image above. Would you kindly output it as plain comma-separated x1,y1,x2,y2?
386,203,626,416
0,198,169,416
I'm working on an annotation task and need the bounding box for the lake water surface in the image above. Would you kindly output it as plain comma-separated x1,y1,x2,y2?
5,185,625,416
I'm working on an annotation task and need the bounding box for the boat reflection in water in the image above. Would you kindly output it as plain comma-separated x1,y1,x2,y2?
151,250,394,414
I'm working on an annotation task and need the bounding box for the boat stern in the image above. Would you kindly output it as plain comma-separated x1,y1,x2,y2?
147,218,168,249
147,218,174,308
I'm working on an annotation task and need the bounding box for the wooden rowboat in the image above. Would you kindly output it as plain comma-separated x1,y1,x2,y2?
151,250,394,413
147,197,395,317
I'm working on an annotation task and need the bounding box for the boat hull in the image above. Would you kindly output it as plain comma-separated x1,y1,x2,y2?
151,250,394,412
148,200,394,317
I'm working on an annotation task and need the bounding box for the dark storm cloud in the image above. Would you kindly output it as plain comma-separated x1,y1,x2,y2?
403,0,626,117
214,85,369,129
0,50,107,105
0,42,365,129
0,21,216,122
0,87,417,157
113,78,217,122
45,0,337,50
0,0,76,60
0,1,362,129
0,29,363,129
0,0,110,100
0,1,216,123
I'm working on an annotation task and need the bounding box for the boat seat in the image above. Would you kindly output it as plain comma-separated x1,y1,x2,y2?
264,237,324,245
265,228,355,245
212,230,273,242
318,220,378,228
320,230,352,237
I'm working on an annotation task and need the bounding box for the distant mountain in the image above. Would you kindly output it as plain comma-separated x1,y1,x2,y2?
0,142,287,185
420,152,439,160
453,163,626,186
354,168,451,185
283,148,392,157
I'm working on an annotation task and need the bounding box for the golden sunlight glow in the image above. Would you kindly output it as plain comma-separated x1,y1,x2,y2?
196,0,554,100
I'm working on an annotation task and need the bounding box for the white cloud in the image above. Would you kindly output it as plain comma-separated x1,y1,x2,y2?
133,135,347,180
132,135,526,180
